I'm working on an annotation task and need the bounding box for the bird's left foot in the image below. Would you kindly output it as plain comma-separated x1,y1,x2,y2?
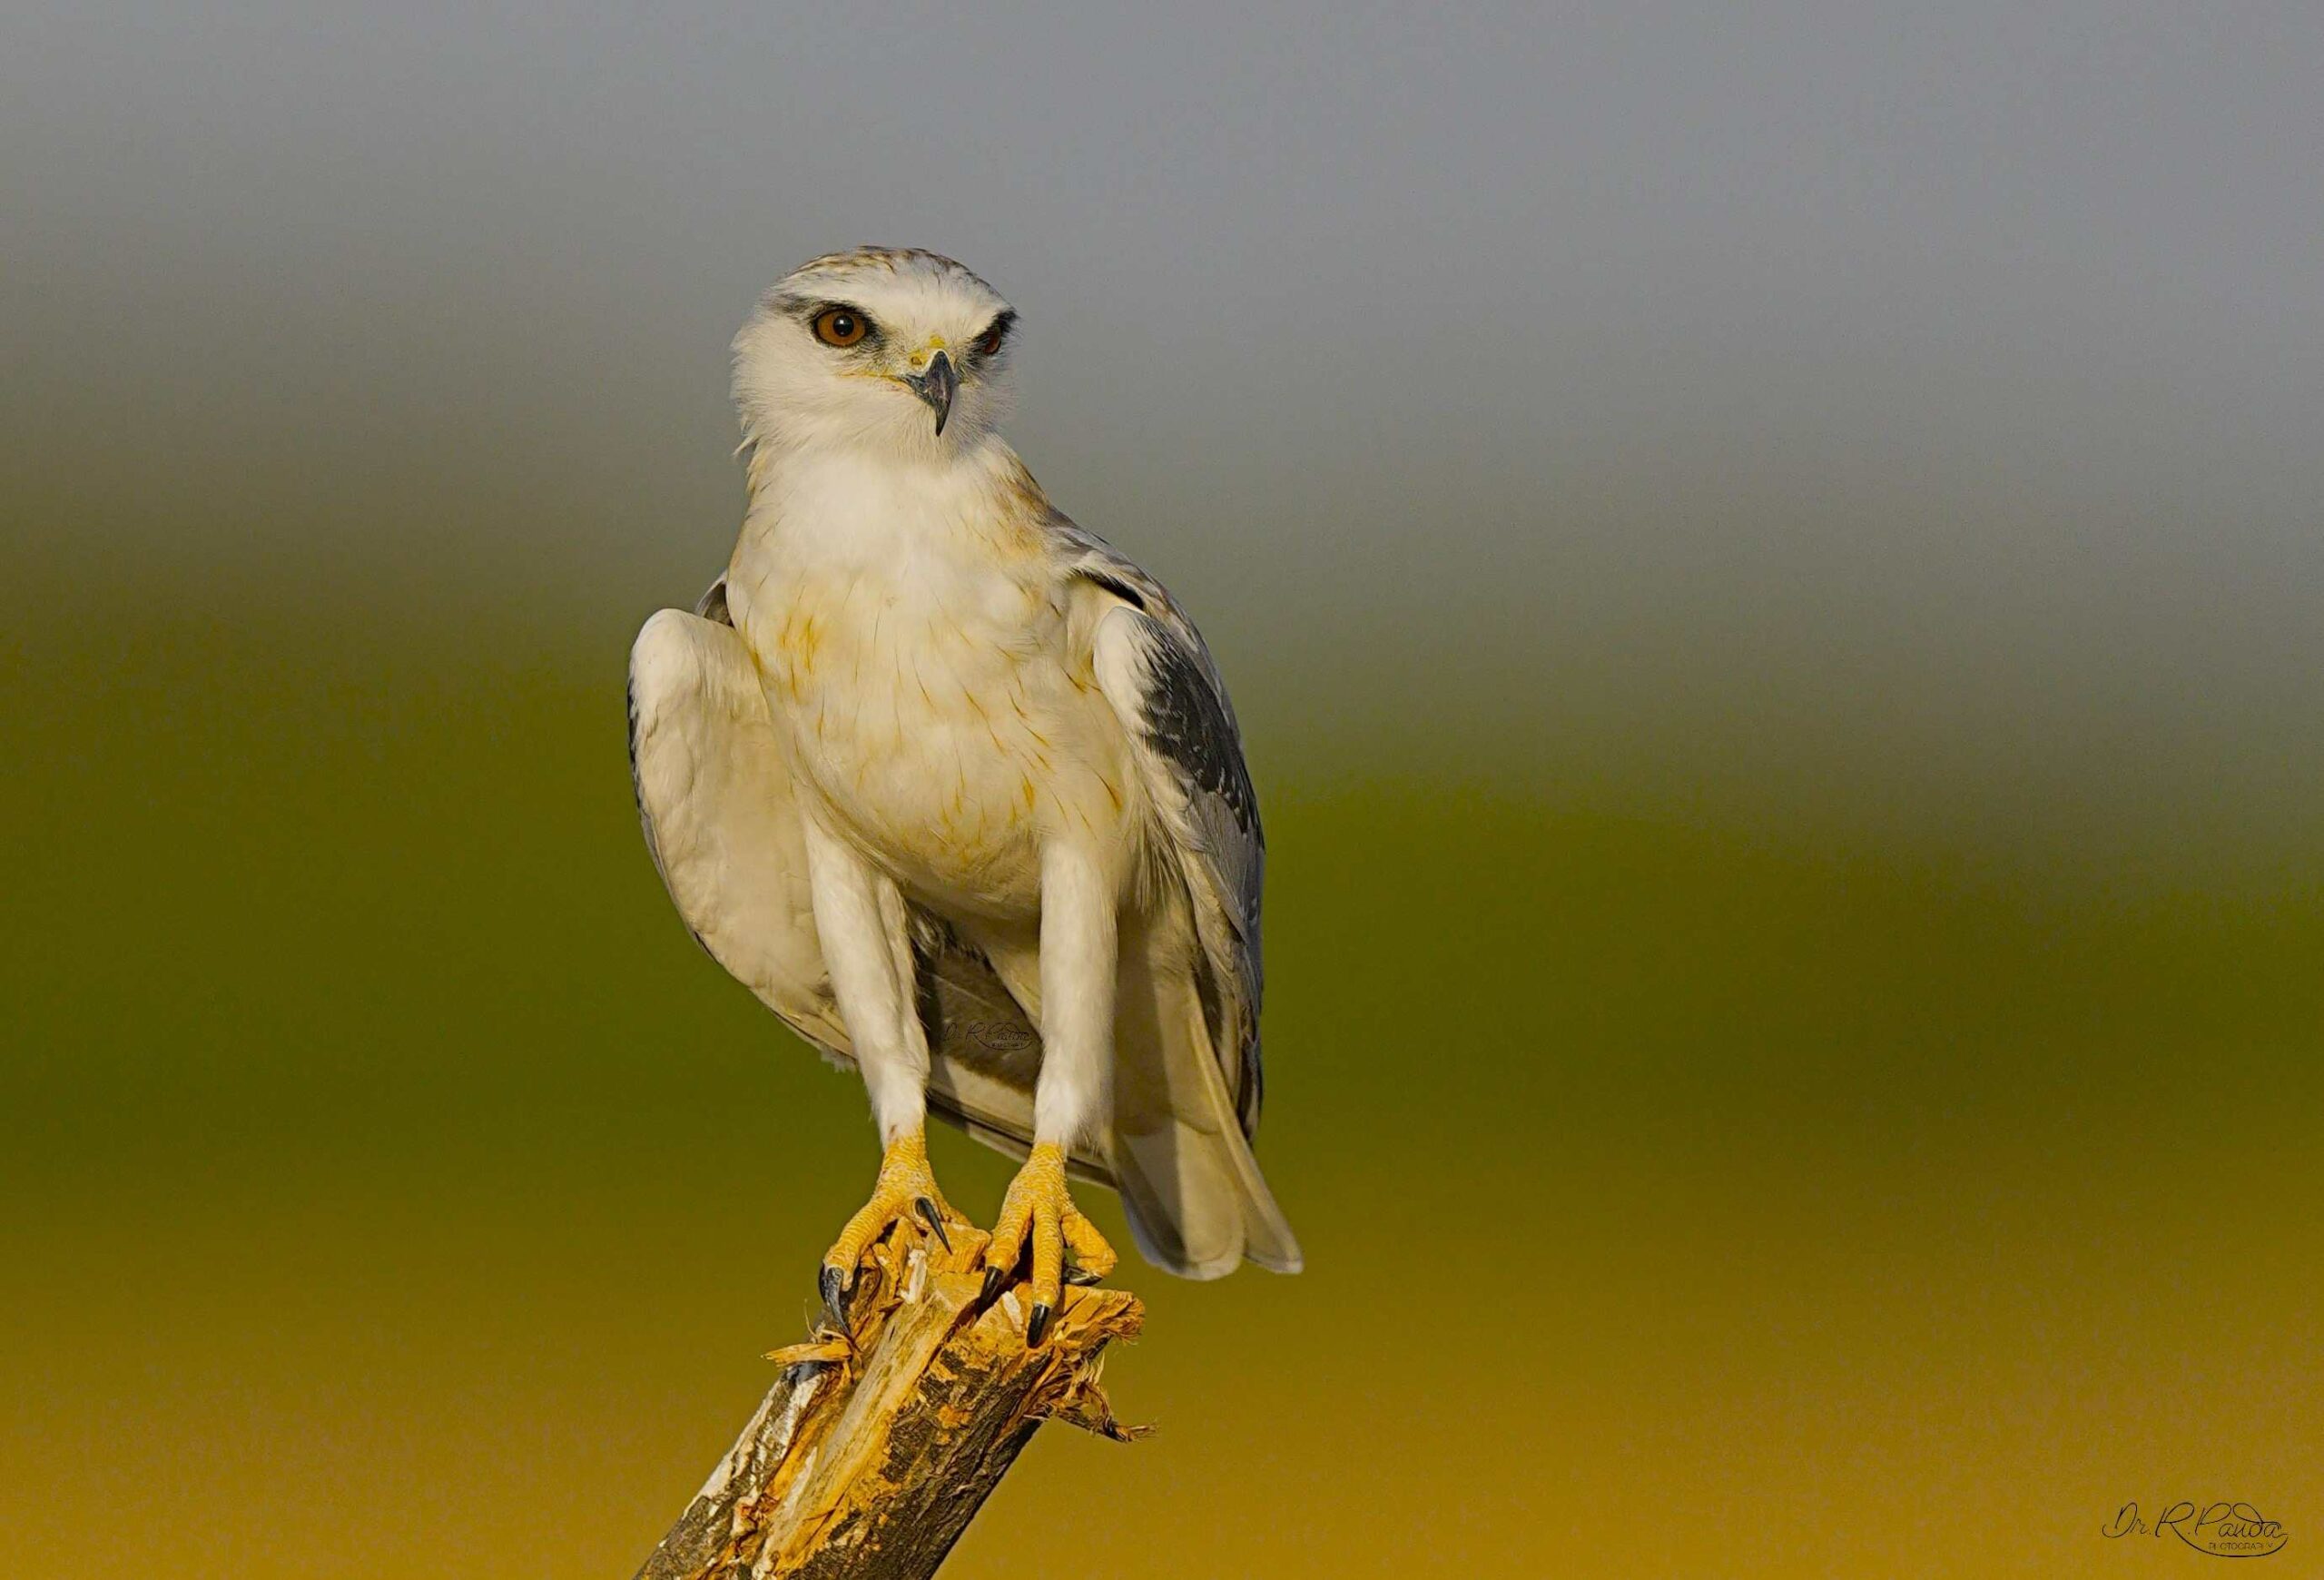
979,1141,1117,1345
819,1130,965,1335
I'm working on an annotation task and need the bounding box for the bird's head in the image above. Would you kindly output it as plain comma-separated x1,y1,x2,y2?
733,247,1018,460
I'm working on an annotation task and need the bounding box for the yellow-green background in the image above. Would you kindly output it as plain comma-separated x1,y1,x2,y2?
5,5,2320,1575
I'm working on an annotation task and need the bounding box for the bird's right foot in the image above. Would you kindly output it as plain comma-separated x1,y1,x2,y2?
979,1141,1117,1346
819,1130,963,1335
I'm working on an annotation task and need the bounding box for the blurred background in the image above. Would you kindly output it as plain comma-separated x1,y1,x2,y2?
5,4,2319,1575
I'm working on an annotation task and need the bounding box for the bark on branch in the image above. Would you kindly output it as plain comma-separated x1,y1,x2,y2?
635,1220,1145,1580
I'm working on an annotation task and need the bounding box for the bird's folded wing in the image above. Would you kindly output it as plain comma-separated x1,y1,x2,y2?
1084,565,1299,1275
1082,568,1266,1134
628,598,850,1059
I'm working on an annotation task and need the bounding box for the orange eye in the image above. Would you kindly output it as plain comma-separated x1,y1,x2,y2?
812,307,870,347
975,314,1012,357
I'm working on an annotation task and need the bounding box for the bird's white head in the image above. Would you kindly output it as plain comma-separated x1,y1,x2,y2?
733,247,1019,462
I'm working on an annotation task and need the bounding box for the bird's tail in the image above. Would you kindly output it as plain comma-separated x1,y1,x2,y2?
1107,916,1302,1279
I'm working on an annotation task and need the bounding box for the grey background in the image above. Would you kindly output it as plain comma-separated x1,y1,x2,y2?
9,1,2321,869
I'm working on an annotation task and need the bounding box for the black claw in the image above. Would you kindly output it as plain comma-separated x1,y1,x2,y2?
913,1197,952,1250
818,1265,852,1338
1027,1302,1052,1347
980,1266,1006,1307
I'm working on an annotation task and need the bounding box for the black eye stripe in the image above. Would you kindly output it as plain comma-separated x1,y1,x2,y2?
974,311,1016,355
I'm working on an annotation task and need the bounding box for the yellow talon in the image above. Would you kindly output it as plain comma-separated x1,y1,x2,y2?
820,1131,962,1331
980,1141,1117,1343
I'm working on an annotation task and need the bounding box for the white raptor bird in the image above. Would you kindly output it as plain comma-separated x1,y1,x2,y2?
628,248,1300,1342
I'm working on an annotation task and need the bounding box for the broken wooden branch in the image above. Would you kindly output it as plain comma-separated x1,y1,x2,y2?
635,1219,1146,1580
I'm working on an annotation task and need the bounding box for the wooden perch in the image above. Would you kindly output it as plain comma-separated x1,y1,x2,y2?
635,1218,1146,1580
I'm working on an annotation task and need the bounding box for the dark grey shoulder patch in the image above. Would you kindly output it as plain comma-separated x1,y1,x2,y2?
1141,624,1261,839
1076,567,1150,611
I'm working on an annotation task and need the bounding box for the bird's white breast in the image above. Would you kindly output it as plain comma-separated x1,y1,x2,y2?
726,451,1135,919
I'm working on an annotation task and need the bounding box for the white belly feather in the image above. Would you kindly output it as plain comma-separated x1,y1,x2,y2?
724,459,1136,920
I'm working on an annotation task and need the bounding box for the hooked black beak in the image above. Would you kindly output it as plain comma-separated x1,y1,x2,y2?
903,350,957,436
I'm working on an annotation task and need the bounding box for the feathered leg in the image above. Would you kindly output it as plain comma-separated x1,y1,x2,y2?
801,817,966,1332
980,841,1118,1342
